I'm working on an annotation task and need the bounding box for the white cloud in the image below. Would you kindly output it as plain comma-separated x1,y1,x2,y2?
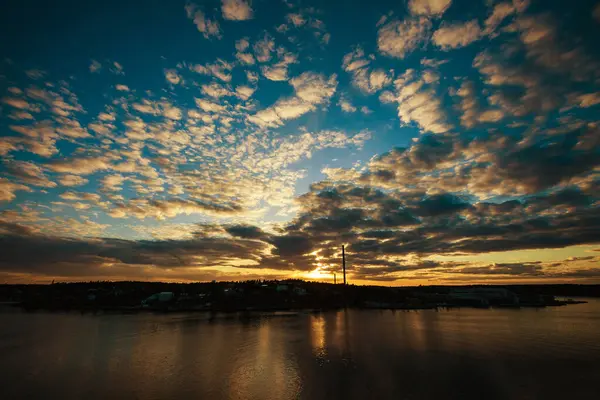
132,100,158,115
247,108,282,127
260,52,298,82
1,97,31,110
221,0,253,21
201,82,233,98
393,71,451,133
235,85,256,100
190,60,233,82
89,60,102,73
0,178,32,202
98,112,115,121
8,111,34,120
513,0,531,13
4,161,56,188
254,33,275,63
111,62,124,75
287,13,306,27
369,69,393,90
457,80,479,128
109,198,242,220
165,69,182,85
353,69,393,94
271,97,316,120
433,20,482,50
59,191,102,202
377,17,431,59
421,58,448,68
246,70,259,83
291,72,337,104
261,47,298,81
478,109,504,123
55,118,91,138
456,80,504,128
101,174,126,192
338,95,357,113
236,52,255,65
483,2,516,36
59,175,89,187
25,69,45,80
249,72,337,127
185,3,221,39
321,167,361,182
162,104,182,120
208,60,233,82
236,38,250,51
408,0,452,16
115,84,130,92
47,157,111,175
343,47,392,94
342,47,371,72
195,98,227,113
577,92,600,108
421,69,440,83
261,65,288,81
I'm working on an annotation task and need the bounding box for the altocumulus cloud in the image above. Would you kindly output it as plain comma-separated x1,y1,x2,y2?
0,0,599,283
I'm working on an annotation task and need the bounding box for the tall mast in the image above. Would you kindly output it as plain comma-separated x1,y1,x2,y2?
342,245,346,285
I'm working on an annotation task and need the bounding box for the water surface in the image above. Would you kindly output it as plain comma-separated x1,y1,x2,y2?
1,300,600,399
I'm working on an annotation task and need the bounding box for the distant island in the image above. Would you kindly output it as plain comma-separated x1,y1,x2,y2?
1,281,596,314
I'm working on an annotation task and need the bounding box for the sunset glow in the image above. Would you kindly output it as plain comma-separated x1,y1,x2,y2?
1,0,599,284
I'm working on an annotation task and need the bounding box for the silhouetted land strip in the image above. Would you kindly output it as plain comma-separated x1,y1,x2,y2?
0,281,594,314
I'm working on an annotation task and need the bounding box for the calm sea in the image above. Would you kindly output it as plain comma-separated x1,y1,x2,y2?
1,299,599,399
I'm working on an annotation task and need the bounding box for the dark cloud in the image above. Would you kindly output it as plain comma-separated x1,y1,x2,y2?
527,187,593,211
269,235,313,258
554,269,600,278
414,193,470,217
4,147,600,282
491,128,600,193
0,231,269,276
449,263,544,276
406,134,456,169
368,134,456,173
307,208,369,232
274,180,600,273
225,224,267,239
361,230,398,239
348,260,450,282
2,177,600,280
0,220,37,236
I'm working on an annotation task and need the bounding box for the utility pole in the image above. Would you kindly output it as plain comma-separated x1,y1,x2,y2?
342,245,346,285
333,272,336,285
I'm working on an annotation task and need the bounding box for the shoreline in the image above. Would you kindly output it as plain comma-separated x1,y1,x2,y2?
3,299,588,315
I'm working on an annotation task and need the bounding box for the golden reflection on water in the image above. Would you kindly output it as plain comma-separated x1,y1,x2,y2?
3,301,600,399
310,314,326,358
228,320,301,399
332,309,347,348
408,311,427,351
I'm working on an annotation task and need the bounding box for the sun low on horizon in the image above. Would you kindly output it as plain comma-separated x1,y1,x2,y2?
0,0,599,285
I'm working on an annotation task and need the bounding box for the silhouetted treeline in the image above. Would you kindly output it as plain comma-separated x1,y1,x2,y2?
0,281,596,313
408,284,600,298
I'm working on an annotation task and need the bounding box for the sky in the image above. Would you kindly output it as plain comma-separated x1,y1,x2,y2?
1,0,599,285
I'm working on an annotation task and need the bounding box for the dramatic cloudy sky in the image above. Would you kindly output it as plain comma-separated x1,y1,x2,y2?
1,0,599,284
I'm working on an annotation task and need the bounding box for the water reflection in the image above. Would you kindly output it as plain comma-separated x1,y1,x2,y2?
310,314,326,359
2,301,600,399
